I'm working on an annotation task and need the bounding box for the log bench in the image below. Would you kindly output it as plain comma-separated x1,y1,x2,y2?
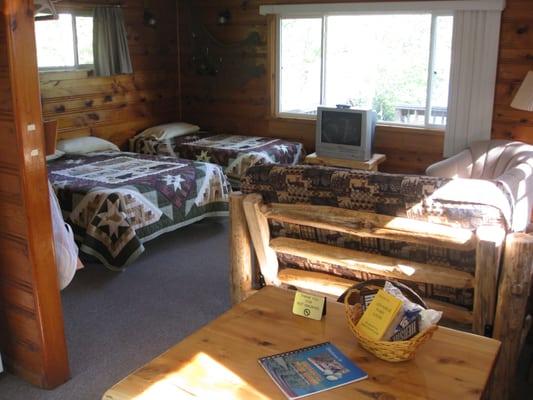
229,191,533,400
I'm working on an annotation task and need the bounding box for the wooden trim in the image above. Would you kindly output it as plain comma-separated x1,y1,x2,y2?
176,0,182,121
491,233,533,400
259,1,506,15
265,13,446,141
473,226,505,336
1,0,69,388
242,194,279,285
229,192,254,305
267,14,277,118
270,237,475,288
278,267,353,298
263,202,476,250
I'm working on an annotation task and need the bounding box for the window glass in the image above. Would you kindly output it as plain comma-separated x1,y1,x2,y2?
325,14,431,125
35,12,94,70
279,18,322,115
76,16,94,65
429,15,453,125
35,13,75,68
277,13,454,127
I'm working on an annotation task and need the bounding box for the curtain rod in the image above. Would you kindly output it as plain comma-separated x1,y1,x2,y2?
87,3,122,7
59,1,122,7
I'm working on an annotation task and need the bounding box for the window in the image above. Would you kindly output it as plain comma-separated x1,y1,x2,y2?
35,12,94,70
277,13,453,127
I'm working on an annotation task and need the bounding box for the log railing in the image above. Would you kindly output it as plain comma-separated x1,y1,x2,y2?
231,192,502,330
230,191,533,399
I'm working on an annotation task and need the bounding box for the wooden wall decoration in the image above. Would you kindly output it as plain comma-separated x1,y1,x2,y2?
492,0,533,143
40,0,179,149
186,0,265,86
0,0,69,389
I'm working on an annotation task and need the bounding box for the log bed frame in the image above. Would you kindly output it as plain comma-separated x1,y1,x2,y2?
229,191,533,400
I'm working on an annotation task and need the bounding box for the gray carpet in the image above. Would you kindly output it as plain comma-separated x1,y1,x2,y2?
0,218,231,400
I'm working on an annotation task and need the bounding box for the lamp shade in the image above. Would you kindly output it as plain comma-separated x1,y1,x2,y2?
511,71,533,112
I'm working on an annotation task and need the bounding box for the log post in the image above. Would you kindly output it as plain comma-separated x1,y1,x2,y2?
490,233,533,400
229,192,253,305
473,226,505,336
243,194,279,286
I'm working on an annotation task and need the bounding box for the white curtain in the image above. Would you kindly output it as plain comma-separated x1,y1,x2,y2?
443,10,502,157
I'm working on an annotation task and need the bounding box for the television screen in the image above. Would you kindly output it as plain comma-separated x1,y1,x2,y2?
320,111,362,146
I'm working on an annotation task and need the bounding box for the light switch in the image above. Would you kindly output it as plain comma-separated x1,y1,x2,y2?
30,149,39,157
27,124,36,132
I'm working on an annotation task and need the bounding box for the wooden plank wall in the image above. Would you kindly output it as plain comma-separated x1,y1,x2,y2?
492,0,533,142
0,0,69,388
177,0,444,174
40,0,179,149
177,0,533,174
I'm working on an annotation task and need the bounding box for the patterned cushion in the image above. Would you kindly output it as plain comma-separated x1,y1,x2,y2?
241,164,511,308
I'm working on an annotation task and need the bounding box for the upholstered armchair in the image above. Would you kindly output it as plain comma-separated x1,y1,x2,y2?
426,140,533,232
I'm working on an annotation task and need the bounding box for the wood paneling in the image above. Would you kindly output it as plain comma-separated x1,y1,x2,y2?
492,0,533,143
41,0,179,148
0,0,69,388
178,0,533,173
178,0,444,174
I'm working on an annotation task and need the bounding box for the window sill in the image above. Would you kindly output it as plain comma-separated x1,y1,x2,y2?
267,115,445,136
39,67,94,74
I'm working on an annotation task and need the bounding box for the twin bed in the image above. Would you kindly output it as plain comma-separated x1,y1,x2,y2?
130,130,304,187
48,124,305,269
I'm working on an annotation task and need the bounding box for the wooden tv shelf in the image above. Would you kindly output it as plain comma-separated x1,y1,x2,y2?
304,152,386,171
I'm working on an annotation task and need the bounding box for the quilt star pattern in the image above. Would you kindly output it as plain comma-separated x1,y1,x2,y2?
48,152,231,269
130,132,306,187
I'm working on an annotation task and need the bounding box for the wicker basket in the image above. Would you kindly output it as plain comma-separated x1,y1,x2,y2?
342,280,438,362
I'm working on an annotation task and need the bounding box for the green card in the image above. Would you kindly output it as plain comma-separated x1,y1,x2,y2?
292,291,327,320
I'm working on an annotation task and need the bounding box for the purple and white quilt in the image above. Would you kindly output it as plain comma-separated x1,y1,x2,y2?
130,132,305,187
48,152,231,269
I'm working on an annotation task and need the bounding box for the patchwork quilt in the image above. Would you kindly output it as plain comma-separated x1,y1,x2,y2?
48,152,231,269
130,132,305,187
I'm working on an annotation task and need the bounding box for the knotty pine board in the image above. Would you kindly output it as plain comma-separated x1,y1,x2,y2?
0,0,69,388
40,0,179,149
492,0,533,143
179,0,533,174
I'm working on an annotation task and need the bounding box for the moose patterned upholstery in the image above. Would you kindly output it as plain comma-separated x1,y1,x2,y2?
241,164,513,308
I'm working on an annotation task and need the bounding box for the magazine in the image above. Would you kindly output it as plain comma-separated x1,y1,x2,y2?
259,342,368,399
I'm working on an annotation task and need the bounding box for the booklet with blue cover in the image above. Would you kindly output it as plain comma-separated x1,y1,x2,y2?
259,342,368,399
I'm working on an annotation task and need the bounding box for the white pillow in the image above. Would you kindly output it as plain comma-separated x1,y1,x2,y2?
46,149,65,161
136,122,200,140
57,137,120,154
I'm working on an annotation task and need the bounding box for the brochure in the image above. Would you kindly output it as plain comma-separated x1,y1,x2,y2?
259,342,368,399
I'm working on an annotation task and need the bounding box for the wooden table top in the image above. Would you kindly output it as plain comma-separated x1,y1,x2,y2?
103,287,500,400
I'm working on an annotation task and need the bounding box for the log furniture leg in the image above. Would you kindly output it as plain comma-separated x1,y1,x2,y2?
490,233,533,400
229,192,254,304
242,194,279,286
473,226,505,336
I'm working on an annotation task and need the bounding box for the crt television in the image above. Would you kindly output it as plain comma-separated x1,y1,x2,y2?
316,106,376,161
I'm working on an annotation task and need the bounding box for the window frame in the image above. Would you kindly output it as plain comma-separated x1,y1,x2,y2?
36,10,94,72
274,11,453,129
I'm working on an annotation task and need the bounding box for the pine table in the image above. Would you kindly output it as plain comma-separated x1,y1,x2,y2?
103,287,500,400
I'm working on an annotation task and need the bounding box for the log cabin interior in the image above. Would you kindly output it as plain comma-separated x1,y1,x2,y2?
1,0,533,399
